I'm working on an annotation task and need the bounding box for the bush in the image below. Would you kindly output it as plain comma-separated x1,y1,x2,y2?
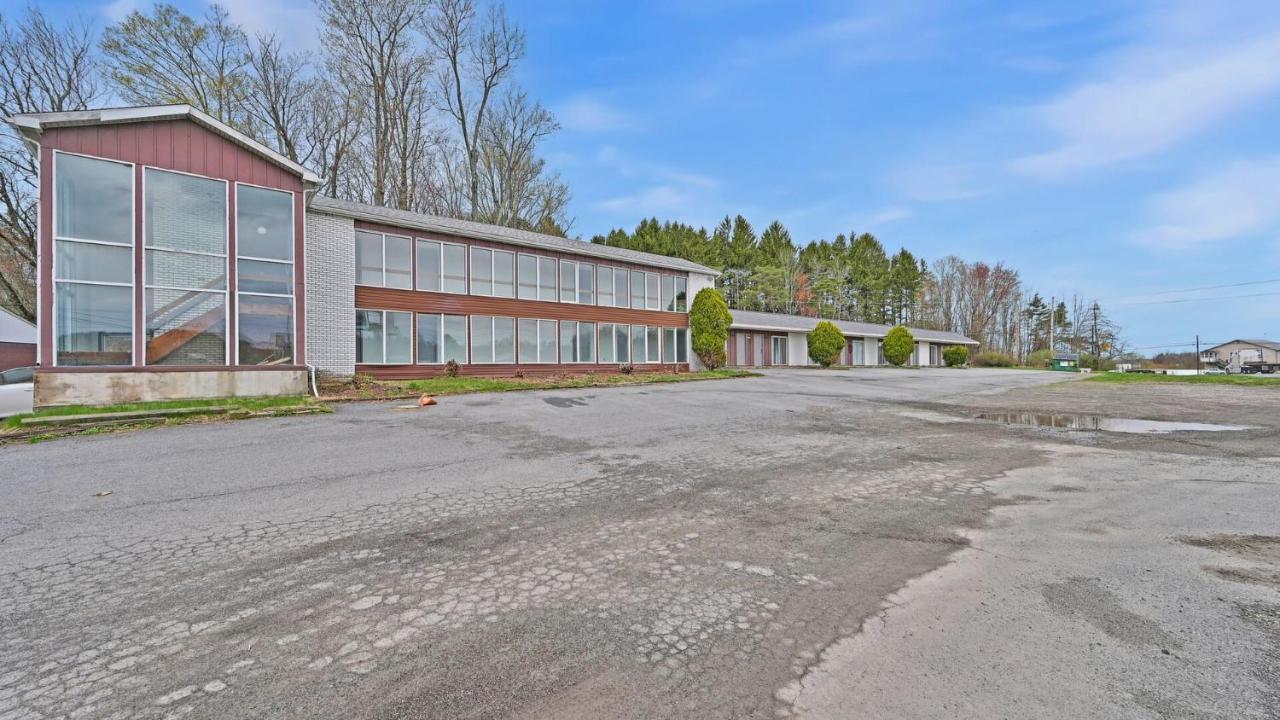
807,321,844,367
690,287,732,369
1026,349,1053,368
882,326,915,366
444,359,460,377
972,351,1015,367
942,345,969,367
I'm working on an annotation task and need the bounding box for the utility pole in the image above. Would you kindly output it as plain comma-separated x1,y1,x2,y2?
1196,335,1200,375
1049,295,1055,353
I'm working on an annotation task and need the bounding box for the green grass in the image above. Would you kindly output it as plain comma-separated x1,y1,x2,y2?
3,395,317,429
1085,372,1280,387
395,368,757,396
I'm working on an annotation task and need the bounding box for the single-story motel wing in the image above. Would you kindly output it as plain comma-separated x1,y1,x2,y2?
7,104,978,408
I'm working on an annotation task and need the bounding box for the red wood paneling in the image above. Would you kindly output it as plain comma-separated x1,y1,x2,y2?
359,363,688,380
0,342,36,372
355,287,689,328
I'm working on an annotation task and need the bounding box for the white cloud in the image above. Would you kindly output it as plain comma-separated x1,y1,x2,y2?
102,0,143,22
889,163,987,202
1132,157,1280,251
596,186,693,215
865,206,912,227
557,95,640,133
218,0,319,51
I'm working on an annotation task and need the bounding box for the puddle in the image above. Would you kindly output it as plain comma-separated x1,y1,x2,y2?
978,413,1253,434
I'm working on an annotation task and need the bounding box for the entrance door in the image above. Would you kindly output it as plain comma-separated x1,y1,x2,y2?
853,339,865,365
771,336,788,366
733,332,746,366
753,334,765,366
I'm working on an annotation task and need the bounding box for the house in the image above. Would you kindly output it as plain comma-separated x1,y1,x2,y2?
724,310,978,367
1050,352,1080,372
1200,339,1280,373
7,105,718,408
0,306,36,372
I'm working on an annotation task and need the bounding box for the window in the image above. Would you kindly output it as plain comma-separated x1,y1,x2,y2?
144,168,228,365
518,254,537,300
54,153,134,366
630,271,645,309
577,263,595,305
469,247,514,297
560,321,596,363
663,328,677,363
614,268,630,308
417,313,467,364
661,276,675,312
355,310,412,364
470,315,515,363
560,260,577,303
674,277,688,312
518,318,558,363
597,267,615,306
355,232,410,288
599,323,629,364
646,273,660,310
519,254,557,301
236,184,294,364
631,325,647,363
771,336,788,365
417,239,467,294
646,325,660,362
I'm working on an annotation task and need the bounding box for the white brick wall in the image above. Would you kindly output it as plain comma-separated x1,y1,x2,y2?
305,211,356,375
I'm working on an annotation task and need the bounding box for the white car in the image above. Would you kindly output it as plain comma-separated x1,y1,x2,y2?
0,366,34,418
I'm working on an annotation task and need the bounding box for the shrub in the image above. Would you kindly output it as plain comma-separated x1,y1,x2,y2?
444,359,460,377
619,364,635,375
807,321,844,367
882,325,915,366
690,287,732,369
942,345,969,367
972,351,1015,367
1026,349,1053,368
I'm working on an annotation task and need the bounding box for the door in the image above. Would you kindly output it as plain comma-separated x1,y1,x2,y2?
734,333,747,367
771,336,788,366
853,339,865,365
753,334,765,366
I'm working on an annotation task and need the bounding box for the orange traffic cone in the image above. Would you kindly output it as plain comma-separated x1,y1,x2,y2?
418,394,437,407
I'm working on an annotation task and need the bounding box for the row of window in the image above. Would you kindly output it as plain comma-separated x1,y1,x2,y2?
356,310,690,366
356,230,689,312
53,151,295,367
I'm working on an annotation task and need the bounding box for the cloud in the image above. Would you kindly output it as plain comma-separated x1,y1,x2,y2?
590,145,721,224
1011,6,1280,178
596,186,694,215
1132,157,1280,251
733,3,945,67
218,0,319,51
102,0,143,22
865,206,912,227
889,163,988,202
557,95,640,133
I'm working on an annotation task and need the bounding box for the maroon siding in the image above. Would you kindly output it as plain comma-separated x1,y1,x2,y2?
38,119,307,367
0,342,35,372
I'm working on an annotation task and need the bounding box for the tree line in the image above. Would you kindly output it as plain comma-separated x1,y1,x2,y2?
594,216,1127,360
0,1,568,321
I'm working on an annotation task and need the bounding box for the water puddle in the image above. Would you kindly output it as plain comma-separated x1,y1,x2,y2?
978,413,1253,434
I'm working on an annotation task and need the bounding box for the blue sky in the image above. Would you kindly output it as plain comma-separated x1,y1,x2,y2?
23,0,1280,351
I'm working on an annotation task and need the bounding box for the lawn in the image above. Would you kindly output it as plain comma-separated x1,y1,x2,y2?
3,395,319,430
326,368,758,400
1086,372,1280,387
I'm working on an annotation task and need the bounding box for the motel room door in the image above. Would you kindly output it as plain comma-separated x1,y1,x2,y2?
771,336,788,366
753,334,765,366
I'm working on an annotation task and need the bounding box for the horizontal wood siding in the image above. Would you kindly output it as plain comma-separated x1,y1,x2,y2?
355,287,688,327
358,363,689,380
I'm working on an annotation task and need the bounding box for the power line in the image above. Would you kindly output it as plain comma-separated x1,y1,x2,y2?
1102,278,1280,302
1115,290,1280,307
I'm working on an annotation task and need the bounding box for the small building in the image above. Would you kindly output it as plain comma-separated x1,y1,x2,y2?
723,310,978,368
0,306,36,372
1201,339,1280,373
1050,352,1080,372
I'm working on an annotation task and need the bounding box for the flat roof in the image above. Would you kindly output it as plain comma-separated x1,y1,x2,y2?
311,195,719,276
729,310,979,345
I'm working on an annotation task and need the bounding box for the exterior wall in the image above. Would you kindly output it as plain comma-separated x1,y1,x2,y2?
865,337,880,366
0,342,36,372
787,331,808,366
34,368,307,407
1205,341,1280,365
305,212,357,375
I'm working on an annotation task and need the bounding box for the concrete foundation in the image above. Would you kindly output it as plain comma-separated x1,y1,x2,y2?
34,369,309,408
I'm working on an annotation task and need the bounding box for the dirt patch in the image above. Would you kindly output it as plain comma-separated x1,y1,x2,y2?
1178,534,1280,562
1041,577,1183,651
1206,566,1280,587
1048,484,1087,493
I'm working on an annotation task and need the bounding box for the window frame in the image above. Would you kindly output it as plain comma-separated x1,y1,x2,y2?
597,266,616,307
469,246,515,298
661,275,676,312
51,150,138,368
353,230,412,289
469,315,516,364
355,309,413,365
645,272,661,310
559,259,578,303
414,312,469,365
559,320,597,364
415,237,468,294
517,252,559,302
674,277,688,312
233,181,296,366
518,318,559,364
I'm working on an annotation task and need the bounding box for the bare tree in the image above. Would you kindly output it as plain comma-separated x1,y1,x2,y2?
0,8,102,320
302,77,366,199
473,89,568,230
247,34,312,163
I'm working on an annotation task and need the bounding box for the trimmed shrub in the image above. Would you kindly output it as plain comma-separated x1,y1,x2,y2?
1026,349,1053,368
942,345,969,367
972,351,1015,367
807,321,844,367
690,287,732,369
882,325,915,366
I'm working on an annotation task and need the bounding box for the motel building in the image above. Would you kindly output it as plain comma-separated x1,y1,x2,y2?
9,105,978,408
723,310,978,368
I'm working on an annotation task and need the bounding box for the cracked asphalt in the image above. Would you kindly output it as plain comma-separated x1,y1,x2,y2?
1,368,1277,719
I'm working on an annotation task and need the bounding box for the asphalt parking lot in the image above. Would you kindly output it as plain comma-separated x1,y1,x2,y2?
1,368,1277,719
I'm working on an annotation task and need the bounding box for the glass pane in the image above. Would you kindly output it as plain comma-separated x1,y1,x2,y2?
356,310,383,364
417,240,442,292
599,324,615,363
598,267,614,306
55,282,132,366
538,257,557,300
442,244,467,293
494,317,514,363
385,235,412,289
470,247,492,294
518,254,538,300
146,249,226,290
560,320,577,362
471,316,493,363
663,328,676,363
355,231,382,285
518,318,538,363
56,240,132,284
646,274,660,309
579,322,595,363
539,320,557,363
560,261,576,302
442,315,467,363
146,289,226,365
647,326,660,362
385,311,413,363
238,259,293,295
237,185,293,260
238,294,293,365
55,153,132,244
630,271,645,308
418,313,441,363
616,324,630,363
662,276,675,311
675,278,688,312
146,168,225,254
615,270,629,308
631,325,645,363
677,328,688,362
492,251,514,298
578,264,595,304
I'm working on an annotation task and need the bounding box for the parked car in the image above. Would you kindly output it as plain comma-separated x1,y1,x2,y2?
1203,368,1227,375
0,365,34,418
